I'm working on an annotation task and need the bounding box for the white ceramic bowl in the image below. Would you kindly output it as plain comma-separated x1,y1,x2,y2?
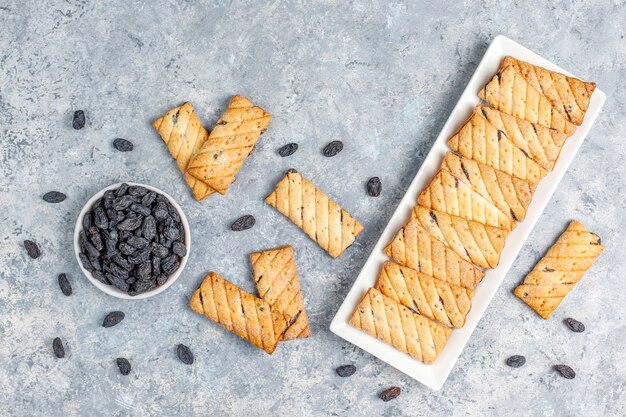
74,182,190,300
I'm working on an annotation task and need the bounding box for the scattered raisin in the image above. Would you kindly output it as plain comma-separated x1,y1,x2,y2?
554,364,576,379
116,358,131,375
231,215,255,231
102,311,125,328
366,177,382,197
506,355,526,368
323,140,343,157
113,138,134,152
278,143,298,157
24,240,41,259
58,273,72,296
176,344,194,365
380,386,401,402
53,337,65,358
336,364,356,377
564,318,585,333
43,191,67,203
72,110,85,129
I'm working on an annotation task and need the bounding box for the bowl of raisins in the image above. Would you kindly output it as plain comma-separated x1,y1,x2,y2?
74,182,190,299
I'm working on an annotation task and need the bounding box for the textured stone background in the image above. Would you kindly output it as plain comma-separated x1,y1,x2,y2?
1,1,625,416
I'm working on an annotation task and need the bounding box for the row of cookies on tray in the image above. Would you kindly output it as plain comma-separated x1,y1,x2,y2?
349,56,598,364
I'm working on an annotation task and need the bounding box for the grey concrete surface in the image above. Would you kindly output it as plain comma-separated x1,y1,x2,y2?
1,1,625,416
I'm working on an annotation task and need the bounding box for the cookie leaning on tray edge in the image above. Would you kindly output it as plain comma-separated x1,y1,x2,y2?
349,55,603,365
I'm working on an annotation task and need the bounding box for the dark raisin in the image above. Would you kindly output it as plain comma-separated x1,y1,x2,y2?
366,177,382,197
231,215,255,231
116,183,129,197
130,203,151,217
107,209,125,222
94,207,109,229
152,257,161,273
142,216,157,241
107,273,129,292
53,337,65,358
163,226,180,241
554,364,576,379
129,278,156,296
506,355,526,368
117,216,143,231
72,110,85,129
166,203,181,223
79,252,93,271
113,195,134,211
116,358,131,375
113,138,134,152
89,231,104,251
42,191,66,203
141,191,157,207
151,243,169,258
156,274,168,286
172,241,187,257
336,364,356,377
323,140,343,157
564,318,585,333
92,270,108,284
112,254,132,271
82,238,99,258
82,212,93,230
153,202,168,221
161,255,179,275
89,255,102,271
129,248,151,264
57,273,72,296
127,236,149,249
380,387,401,402
128,186,149,197
176,344,194,365
102,311,125,327
136,261,152,281
119,242,136,256
278,143,298,157
24,240,41,259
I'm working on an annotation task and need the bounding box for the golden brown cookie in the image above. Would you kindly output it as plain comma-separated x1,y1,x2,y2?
514,220,604,319
477,106,567,171
349,287,452,365
417,169,515,231
376,261,474,328
447,110,547,183
152,102,215,200
250,246,310,340
442,151,536,222
384,217,484,289
265,170,364,259
501,56,595,126
189,272,286,354
411,206,509,269
478,65,576,135
187,96,271,195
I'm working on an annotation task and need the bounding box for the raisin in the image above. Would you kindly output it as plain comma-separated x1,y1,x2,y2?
127,236,149,249
156,274,168,286
176,344,194,365
142,216,157,240
53,337,65,358
380,387,401,402
117,216,143,231
102,311,125,328
42,191,66,203
231,215,255,231
161,255,179,275
366,177,382,197
116,183,129,197
113,195,134,211
58,273,72,296
151,243,169,258
89,231,104,251
79,252,93,271
564,318,585,333
113,138,134,152
278,143,298,157
107,273,129,292
554,364,576,379
130,203,151,217
506,355,525,368
322,140,343,157
116,358,131,375
164,226,180,241
92,270,108,284
172,241,187,257
142,191,157,207
129,278,156,296
94,207,109,229
336,364,356,377
153,202,168,220
72,110,85,129
136,261,152,281
128,248,151,264
24,240,41,259
128,186,149,197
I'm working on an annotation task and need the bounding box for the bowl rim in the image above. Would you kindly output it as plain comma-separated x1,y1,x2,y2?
73,182,191,300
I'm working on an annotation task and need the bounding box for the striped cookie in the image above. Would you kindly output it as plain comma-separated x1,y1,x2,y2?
265,170,363,259
350,288,452,365
376,261,474,328
250,245,310,340
514,220,604,319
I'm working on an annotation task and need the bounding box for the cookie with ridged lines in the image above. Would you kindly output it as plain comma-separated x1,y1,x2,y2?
376,261,474,328
349,287,452,365
514,220,604,319
250,245,310,340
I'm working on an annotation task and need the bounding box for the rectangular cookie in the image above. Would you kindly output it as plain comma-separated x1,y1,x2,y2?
152,102,215,200
447,110,547,183
411,205,509,269
477,106,567,172
376,261,474,328
384,217,484,289
265,170,364,259
442,151,536,222
349,287,452,365
478,65,577,135
417,169,516,231
514,220,604,319
500,56,595,126
189,272,286,354
187,95,272,195
250,245,310,340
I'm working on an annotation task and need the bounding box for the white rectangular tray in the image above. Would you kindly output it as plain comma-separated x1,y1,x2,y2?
329,35,606,391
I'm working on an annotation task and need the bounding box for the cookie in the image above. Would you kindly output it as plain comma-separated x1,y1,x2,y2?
152,102,215,200
514,220,604,319
478,65,576,135
477,106,567,172
384,217,484,289
187,96,271,195
250,245,310,340
501,56,595,126
376,261,474,328
265,170,364,259
189,272,286,354
442,151,536,222
349,287,452,365
447,110,547,183
417,169,515,231
411,206,508,269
